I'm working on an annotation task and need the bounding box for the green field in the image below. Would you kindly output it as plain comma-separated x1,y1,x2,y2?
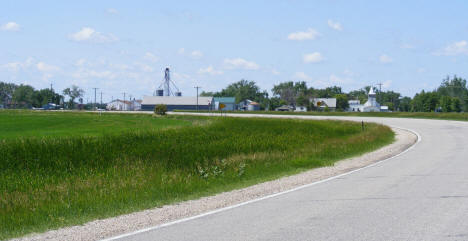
0,110,192,139
174,110,468,122
0,110,394,239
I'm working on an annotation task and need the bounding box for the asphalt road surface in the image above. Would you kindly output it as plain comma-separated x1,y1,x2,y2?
115,115,468,241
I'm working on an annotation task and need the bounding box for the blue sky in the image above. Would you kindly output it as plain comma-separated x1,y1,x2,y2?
1,0,468,102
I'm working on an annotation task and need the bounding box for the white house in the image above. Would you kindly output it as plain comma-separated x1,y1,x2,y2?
312,98,337,111
295,106,307,112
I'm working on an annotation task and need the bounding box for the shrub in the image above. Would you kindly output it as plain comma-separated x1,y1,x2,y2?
154,104,167,115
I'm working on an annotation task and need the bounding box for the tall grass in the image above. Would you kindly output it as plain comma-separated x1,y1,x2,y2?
0,113,394,239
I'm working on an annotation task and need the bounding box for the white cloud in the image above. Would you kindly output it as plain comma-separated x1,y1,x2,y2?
36,62,60,72
434,40,468,56
143,52,158,62
1,62,22,72
303,52,324,63
136,63,154,72
293,72,312,81
75,58,87,67
287,28,321,41
198,66,223,75
69,27,118,43
271,69,280,75
178,48,185,54
382,80,392,88
401,43,414,49
190,50,203,59
417,67,426,73
327,20,342,31
379,54,393,63
1,22,20,31
72,69,116,79
107,8,119,14
224,58,260,70
329,74,353,85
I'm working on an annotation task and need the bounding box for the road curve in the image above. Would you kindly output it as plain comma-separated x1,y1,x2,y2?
116,114,468,241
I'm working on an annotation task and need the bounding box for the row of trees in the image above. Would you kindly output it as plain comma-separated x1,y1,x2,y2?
201,75,468,112
411,76,468,112
0,82,85,109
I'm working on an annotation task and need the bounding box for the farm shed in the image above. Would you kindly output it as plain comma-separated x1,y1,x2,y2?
141,96,213,111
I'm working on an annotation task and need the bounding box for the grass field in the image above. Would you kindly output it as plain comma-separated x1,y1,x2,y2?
174,110,468,122
0,110,191,139
0,110,394,239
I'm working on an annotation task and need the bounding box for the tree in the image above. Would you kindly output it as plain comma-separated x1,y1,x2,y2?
32,88,62,108
218,80,268,108
411,90,439,112
200,91,216,97
335,94,349,111
63,85,84,109
451,97,462,112
399,97,412,112
440,95,452,112
12,84,35,108
296,94,310,107
437,75,468,111
272,81,308,106
0,82,18,107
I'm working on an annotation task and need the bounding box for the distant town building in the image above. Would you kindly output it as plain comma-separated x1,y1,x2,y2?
141,96,213,111
275,105,294,111
347,88,388,112
107,99,133,111
295,106,307,112
312,98,337,111
238,99,260,111
212,97,236,111
348,100,361,112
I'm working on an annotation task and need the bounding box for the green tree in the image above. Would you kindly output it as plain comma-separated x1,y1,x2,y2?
440,95,452,112
0,82,18,107
399,97,412,112
451,97,462,112
335,94,349,111
12,84,35,108
272,81,308,105
219,80,268,108
63,85,85,109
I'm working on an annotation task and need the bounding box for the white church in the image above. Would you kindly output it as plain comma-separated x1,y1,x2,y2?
348,87,388,112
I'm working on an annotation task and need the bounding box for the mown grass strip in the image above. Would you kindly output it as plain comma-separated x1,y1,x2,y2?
0,113,394,239
174,110,468,122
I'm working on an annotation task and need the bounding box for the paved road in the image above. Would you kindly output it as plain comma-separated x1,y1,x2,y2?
118,115,468,241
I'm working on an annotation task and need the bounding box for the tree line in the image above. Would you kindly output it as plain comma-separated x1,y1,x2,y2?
0,82,87,109
201,75,468,112
2,75,468,112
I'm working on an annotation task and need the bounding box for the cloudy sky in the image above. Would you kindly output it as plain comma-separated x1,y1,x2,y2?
1,0,468,102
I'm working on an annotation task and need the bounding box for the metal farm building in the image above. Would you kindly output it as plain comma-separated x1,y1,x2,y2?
141,96,213,111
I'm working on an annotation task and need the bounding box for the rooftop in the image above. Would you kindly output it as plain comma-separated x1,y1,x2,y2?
142,96,213,105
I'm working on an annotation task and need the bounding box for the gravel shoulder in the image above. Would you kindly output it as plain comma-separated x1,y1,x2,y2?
13,127,417,241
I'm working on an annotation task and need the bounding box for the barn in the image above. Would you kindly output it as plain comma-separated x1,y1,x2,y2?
141,96,213,111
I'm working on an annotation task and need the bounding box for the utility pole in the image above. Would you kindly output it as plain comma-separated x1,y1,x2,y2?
376,83,383,103
49,83,53,104
100,91,103,106
194,86,201,111
93,88,98,111
122,92,126,111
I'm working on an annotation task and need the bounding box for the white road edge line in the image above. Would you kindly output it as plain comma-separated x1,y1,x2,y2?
102,126,421,241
